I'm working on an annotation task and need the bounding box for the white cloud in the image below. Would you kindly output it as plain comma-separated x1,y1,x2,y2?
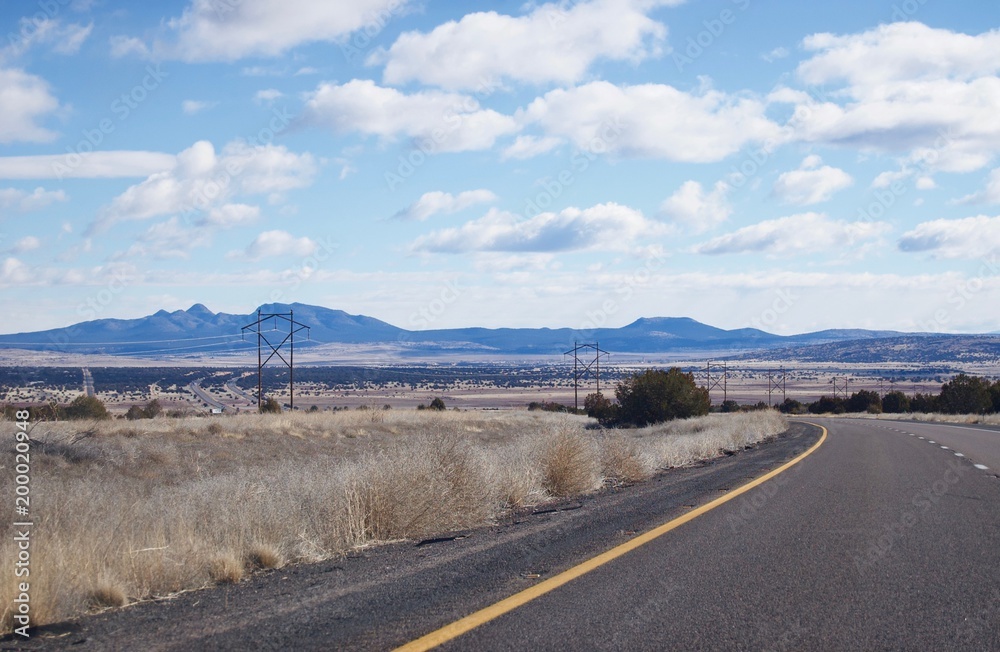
411,202,667,253
772,156,853,205
523,81,781,162
0,67,62,144
658,181,731,232
898,215,1000,259
4,18,93,57
501,135,563,161
372,0,678,90
182,99,217,115
155,0,414,61
304,79,519,153
781,23,1000,172
956,168,1000,204
393,190,498,221
761,46,789,62
239,230,319,260
11,236,41,254
694,212,891,256
0,187,67,213
109,35,150,58
201,203,261,228
0,152,176,180
124,217,213,259
254,89,284,104
94,140,316,232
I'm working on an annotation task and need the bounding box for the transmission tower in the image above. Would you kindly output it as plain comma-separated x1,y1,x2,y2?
768,366,786,406
241,309,310,410
705,360,728,405
832,377,850,401
563,341,610,410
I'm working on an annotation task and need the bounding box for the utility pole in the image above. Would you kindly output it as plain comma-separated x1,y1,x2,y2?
242,309,310,410
563,341,610,411
706,360,728,405
768,366,786,406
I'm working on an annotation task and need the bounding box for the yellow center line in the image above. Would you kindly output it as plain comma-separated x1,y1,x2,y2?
395,422,828,651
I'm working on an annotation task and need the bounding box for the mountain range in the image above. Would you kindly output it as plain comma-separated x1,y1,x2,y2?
0,302,940,360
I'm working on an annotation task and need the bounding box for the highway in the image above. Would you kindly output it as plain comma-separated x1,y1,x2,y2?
81,368,94,397
16,419,1000,651
187,379,227,412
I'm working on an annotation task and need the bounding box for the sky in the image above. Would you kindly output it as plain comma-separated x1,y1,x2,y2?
1,0,1000,336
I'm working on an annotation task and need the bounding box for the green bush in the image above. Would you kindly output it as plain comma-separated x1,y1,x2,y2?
614,368,710,427
64,395,110,420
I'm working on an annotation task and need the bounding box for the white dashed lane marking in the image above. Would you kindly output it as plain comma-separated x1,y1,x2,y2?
975,464,990,470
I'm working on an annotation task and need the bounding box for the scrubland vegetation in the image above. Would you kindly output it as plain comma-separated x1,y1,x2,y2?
0,408,784,632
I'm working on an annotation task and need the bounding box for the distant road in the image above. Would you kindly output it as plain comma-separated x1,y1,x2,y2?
17,420,1000,650
187,379,226,412
81,368,94,397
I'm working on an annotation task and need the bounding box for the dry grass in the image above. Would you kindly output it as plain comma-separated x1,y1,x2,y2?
833,412,1000,426
0,409,785,633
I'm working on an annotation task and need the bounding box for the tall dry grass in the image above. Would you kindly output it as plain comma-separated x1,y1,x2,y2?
0,409,785,632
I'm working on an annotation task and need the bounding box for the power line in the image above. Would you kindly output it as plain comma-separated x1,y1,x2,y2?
242,310,310,411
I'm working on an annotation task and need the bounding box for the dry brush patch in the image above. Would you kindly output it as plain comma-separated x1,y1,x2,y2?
0,409,785,633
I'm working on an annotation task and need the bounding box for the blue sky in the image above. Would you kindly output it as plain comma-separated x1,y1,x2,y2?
1,0,999,335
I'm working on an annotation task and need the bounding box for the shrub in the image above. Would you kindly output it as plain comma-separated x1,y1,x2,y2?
428,397,446,411
64,395,110,421
614,368,710,427
259,397,282,414
847,390,882,414
939,374,993,414
882,391,910,414
808,396,846,415
583,392,617,425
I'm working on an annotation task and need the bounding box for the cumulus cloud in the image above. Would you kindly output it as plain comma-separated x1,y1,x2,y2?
772,156,853,205
956,168,1000,204
239,230,319,260
371,0,679,90
779,22,1000,172
303,79,518,153
393,190,498,221
0,152,176,180
93,139,316,232
0,68,62,144
10,236,41,254
694,212,891,256
181,99,217,115
411,202,667,253
151,0,414,61
523,81,781,162
123,217,213,259
254,89,284,104
898,215,1000,259
0,187,67,213
4,18,93,57
501,135,563,161
658,181,731,232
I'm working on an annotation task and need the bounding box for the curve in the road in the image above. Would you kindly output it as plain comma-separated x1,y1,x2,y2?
395,423,829,652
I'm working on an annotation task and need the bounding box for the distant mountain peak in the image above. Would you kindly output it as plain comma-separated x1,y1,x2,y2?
187,303,214,317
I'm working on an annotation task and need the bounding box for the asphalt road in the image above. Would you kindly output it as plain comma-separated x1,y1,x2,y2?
8,419,1000,650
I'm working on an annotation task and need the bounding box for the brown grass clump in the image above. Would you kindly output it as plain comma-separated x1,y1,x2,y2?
88,584,127,610
0,409,786,633
539,424,600,497
246,544,283,570
209,554,244,584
